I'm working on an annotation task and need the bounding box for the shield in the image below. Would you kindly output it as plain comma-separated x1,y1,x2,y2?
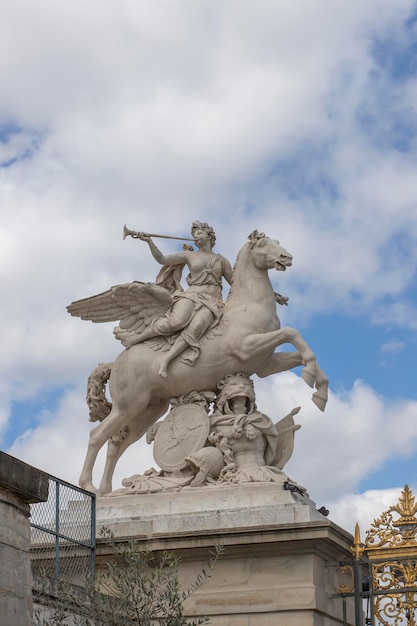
153,404,210,472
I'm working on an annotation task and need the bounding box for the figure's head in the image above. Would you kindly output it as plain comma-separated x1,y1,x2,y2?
215,372,256,415
191,221,216,248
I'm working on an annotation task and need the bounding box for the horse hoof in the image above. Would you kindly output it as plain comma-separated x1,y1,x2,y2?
79,480,98,495
312,392,327,412
98,483,113,497
301,368,315,388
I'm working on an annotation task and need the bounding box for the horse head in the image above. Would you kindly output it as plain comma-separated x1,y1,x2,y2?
248,230,293,272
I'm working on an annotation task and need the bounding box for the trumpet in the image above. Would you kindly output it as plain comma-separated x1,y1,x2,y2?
123,225,194,242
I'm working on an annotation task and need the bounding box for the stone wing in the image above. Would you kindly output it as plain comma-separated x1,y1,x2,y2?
270,408,301,470
67,282,172,342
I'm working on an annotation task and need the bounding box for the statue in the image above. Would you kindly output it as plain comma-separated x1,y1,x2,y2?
208,373,302,485
67,225,328,495
69,221,232,378
110,373,303,495
125,221,233,377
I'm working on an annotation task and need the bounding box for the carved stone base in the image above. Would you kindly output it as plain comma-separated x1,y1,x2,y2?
96,483,355,625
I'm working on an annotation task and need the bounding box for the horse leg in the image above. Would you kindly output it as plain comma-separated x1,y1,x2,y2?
239,327,317,387
275,328,319,388
256,351,303,377
79,404,136,493
98,434,130,496
312,364,329,412
98,400,169,495
255,349,329,412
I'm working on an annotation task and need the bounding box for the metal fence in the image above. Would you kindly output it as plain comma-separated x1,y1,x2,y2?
30,475,96,586
330,554,417,626
330,485,417,625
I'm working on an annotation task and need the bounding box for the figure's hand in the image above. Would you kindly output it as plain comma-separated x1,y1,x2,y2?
137,232,152,242
275,292,289,306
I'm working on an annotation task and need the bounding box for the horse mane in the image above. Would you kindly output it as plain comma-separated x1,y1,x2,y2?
177,241,252,348
224,241,251,306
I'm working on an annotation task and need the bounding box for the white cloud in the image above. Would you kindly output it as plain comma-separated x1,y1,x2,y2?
255,373,417,508
328,487,409,536
380,340,405,354
1,0,417,539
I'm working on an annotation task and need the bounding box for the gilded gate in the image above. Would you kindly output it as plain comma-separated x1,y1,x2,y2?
332,485,417,626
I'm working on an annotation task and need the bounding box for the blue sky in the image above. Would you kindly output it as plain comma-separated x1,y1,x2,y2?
1,0,417,534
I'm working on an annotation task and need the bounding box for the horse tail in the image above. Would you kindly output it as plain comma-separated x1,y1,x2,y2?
86,362,113,422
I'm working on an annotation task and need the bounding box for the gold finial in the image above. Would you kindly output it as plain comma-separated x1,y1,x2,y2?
392,484,417,529
351,522,364,560
364,485,417,554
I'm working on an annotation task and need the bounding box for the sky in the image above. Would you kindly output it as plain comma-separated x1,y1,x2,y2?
1,0,417,537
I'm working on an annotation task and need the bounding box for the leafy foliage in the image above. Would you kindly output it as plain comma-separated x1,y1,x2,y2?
34,528,222,626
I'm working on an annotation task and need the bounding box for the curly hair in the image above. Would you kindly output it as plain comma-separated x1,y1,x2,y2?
191,220,216,247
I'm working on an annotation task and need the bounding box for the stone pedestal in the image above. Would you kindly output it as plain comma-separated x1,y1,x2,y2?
0,451,49,626
97,484,355,625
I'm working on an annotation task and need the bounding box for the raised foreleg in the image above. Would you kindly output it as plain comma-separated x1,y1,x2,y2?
239,328,328,410
311,364,329,412
256,351,328,411
256,351,303,376
239,327,316,381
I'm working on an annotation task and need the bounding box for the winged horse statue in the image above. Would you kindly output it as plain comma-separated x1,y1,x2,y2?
67,229,328,495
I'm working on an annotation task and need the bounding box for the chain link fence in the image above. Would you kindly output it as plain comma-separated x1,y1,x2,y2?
30,475,96,587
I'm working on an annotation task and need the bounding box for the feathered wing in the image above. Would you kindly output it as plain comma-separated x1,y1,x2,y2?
67,282,172,346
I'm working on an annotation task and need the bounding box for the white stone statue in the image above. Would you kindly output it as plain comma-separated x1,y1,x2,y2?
69,221,233,378
208,373,301,483
67,225,328,495
123,221,233,378
110,373,303,495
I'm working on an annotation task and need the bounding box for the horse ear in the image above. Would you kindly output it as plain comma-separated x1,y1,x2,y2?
248,230,259,241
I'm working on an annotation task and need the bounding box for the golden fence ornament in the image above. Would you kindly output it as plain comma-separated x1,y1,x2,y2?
333,524,364,597
331,485,417,626
365,485,417,556
364,485,417,626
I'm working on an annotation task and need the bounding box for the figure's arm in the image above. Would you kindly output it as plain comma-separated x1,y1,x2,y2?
138,233,189,266
222,256,233,285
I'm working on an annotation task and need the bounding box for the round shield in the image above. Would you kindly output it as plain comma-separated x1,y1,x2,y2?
153,404,210,472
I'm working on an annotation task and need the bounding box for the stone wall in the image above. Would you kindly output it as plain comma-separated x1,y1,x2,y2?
96,484,356,625
0,451,49,626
